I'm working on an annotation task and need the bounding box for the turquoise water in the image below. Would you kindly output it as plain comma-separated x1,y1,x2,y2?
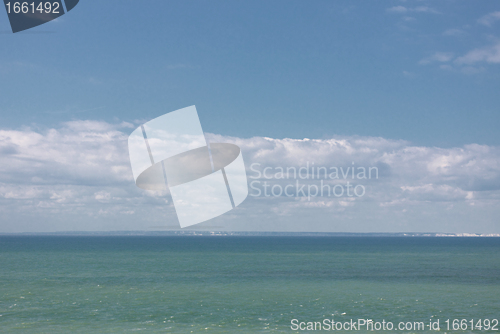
0,236,499,333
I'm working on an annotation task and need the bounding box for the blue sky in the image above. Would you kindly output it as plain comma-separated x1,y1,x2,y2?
0,1,499,233
1,0,499,146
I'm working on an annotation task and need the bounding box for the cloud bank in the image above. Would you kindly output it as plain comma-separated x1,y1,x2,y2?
0,121,499,233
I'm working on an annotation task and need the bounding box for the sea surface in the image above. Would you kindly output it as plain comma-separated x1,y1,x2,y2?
0,236,499,333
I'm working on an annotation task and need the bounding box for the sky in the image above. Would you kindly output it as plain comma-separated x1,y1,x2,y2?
0,1,499,233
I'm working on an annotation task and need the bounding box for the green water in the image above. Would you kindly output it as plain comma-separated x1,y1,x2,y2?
0,236,499,333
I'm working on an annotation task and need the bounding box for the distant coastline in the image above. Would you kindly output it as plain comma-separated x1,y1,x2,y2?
0,231,499,237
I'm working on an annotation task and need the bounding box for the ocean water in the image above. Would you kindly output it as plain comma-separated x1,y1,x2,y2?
0,236,499,333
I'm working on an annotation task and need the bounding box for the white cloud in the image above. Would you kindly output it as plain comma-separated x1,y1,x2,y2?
413,6,439,14
478,11,500,27
387,6,439,14
0,121,133,186
418,52,454,65
420,41,500,72
455,41,500,64
0,121,499,232
443,28,465,37
402,70,416,78
208,134,500,195
417,11,500,73
387,6,408,13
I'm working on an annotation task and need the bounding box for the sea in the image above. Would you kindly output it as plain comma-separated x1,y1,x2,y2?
0,236,499,333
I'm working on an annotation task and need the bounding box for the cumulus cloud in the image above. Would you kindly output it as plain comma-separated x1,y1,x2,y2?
0,121,176,231
0,120,134,186
0,121,499,232
206,134,500,197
